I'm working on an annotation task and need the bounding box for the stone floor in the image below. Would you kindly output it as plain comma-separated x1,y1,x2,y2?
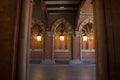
29,64,96,80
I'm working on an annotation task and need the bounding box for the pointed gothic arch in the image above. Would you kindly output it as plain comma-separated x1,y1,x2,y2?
50,18,73,60
30,18,45,49
31,19,45,31
79,18,94,31
79,18,94,49
51,18,73,32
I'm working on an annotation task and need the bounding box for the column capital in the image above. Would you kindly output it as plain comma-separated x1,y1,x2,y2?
68,31,73,36
44,31,55,37
73,31,81,37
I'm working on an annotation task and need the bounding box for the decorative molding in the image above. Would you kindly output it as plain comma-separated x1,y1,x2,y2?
75,12,93,30
30,49,43,52
79,17,93,30
31,19,45,39
32,19,45,30
80,12,93,18
81,49,95,52
55,49,70,52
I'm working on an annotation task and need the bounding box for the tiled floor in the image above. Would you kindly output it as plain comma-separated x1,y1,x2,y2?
29,64,96,80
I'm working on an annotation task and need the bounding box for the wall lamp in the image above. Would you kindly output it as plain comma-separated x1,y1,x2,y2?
37,33,41,41
60,29,64,41
83,34,88,41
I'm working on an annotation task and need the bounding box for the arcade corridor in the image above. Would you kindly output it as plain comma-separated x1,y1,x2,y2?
30,0,95,66
1,0,120,80
29,64,96,80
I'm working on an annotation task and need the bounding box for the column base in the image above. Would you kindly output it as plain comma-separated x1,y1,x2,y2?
41,60,55,64
69,60,82,64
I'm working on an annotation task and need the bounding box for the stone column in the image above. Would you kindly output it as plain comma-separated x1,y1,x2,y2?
17,0,30,80
41,31,55,64
92,0,108,80
27,0,34,80
69,31,82,64
52,33,55,61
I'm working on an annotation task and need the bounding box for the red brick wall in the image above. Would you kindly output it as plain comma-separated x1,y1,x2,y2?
81,0,93,13
82,52,95,59
54,52,71,59
30,51,42,60
30,51,95,60
30,51,71,60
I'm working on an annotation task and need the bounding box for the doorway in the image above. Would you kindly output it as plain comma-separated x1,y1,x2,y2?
16,0,108,79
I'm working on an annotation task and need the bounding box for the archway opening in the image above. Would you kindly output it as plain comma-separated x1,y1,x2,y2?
27,0,103,79
79,18,96,64
30,19,45,63
51,18,72,64
14,0,109,79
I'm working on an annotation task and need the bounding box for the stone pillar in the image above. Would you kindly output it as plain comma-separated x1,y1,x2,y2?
92,0,108,80
17,0,30,80
27,0,34,80
69,31,82,64
41,31,55,64
52,33,55,61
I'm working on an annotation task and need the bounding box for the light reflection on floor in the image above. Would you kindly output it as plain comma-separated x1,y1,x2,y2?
29,64,96,80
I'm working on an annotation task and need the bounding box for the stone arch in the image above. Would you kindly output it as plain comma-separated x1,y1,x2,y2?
51,18,73,32
30,19,45,49
51,18,72,59
79,17,95,50
31,19,45,32
79,17,93,31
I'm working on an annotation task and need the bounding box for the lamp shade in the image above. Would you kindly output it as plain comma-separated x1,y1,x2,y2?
60,28,64,41
37,34,41,41
60,34,64,41
83,35,88,41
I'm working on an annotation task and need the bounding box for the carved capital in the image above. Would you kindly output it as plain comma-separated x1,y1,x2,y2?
73,31,81,37
44,31,54,37
68,31,73,36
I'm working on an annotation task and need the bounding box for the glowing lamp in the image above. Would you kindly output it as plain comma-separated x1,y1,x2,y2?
60,28,64,41
83,34,88,41
37,33,41,41
60,34,64,41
